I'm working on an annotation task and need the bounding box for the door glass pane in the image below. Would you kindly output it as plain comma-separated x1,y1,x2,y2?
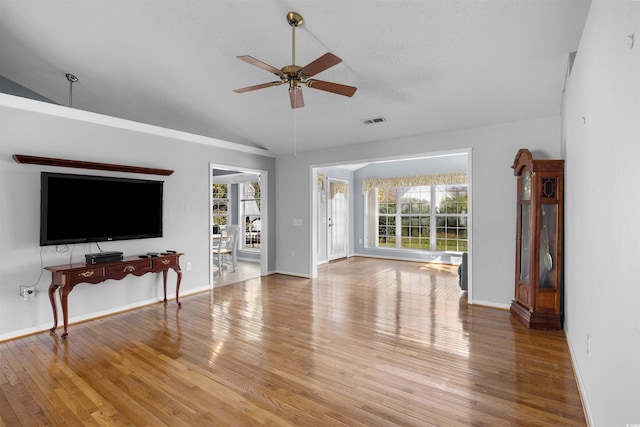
329,180,348,259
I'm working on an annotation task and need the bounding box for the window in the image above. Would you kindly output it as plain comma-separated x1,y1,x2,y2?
434,184,468,251
212,183,228,228
366,174,467,252
239,182,261,249
377,188,396,247
399,186,431,250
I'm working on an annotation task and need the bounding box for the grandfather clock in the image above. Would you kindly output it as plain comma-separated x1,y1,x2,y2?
510,149,564,329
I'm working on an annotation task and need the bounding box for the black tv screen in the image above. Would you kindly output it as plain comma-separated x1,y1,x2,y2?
40,172,164,246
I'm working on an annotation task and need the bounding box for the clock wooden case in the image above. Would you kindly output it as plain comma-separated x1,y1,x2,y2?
510,149,564,329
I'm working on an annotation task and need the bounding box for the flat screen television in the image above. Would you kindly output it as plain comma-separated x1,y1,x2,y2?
40,172,164,246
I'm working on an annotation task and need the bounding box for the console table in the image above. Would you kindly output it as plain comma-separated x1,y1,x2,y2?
45,253,183,339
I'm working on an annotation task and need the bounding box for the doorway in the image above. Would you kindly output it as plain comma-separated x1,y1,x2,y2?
209,164,268,288
310,149,473,301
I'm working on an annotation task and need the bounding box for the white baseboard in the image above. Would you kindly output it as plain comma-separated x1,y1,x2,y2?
565,328,593,426
352,251,462,265
469,299,511,310
273,270,312,279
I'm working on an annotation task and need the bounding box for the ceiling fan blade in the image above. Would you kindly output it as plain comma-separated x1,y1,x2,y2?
289,87,304,109
299,53,342,77
306,79,357,97
233,81,283,93
237,55,283,76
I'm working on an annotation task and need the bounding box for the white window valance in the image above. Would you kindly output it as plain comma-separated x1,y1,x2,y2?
330,181,349,199
362,172,467,193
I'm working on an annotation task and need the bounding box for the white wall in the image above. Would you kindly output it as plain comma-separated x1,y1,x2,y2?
563,2,640,425
276,116,561,306
0,95,275,340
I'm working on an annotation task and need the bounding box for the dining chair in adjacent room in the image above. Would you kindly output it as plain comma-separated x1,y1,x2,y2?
213,224,240,274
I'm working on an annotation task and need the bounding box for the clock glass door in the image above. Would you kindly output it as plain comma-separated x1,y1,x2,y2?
520,204,530,282
519,171,531,283
539,204,558,289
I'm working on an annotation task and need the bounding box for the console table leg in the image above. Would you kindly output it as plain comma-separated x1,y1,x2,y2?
48,282,59,333
60,286,71,339
175,268,182,307
162,270,168,304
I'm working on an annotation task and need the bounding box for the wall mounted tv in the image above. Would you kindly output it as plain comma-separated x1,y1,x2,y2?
40,172,164,246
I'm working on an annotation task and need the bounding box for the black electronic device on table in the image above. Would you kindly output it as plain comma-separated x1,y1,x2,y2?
85,251,124,265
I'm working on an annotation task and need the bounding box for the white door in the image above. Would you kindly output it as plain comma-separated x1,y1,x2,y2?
328,179,348,260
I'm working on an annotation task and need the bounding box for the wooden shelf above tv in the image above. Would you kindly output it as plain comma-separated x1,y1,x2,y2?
12,154,173,176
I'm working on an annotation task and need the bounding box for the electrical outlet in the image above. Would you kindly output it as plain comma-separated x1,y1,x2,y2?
186,262,192,271
20,285,38,300
586,334,591,357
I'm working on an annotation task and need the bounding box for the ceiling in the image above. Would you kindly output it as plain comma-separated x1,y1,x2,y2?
0,1,591,156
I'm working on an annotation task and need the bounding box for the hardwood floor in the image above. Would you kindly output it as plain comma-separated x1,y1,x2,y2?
0,257,585,426
213,260,261,287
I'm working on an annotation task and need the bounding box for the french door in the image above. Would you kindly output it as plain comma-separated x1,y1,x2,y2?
328,178,348,260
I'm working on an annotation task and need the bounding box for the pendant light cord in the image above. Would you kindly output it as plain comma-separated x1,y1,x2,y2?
292,21,298,157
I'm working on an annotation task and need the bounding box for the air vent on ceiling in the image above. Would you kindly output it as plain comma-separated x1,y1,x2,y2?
361,116,386,125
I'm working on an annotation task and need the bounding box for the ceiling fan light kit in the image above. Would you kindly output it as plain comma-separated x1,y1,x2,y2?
234,12,357,109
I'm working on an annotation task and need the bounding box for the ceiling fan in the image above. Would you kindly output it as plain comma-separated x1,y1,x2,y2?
233,12,357,109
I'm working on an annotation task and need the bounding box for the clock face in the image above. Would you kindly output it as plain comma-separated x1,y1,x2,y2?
522,170,531,200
